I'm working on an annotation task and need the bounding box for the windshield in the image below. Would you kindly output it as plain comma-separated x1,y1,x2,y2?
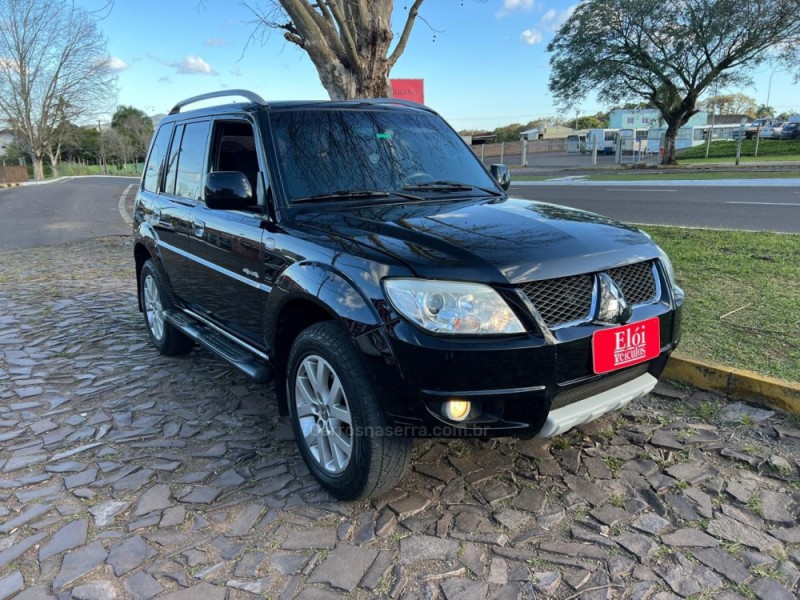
268,108,500,203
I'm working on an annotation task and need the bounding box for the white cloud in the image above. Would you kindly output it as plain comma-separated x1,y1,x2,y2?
203,38,225,47
541,8,557,23
497,0,537,18
173,55,216,75
521,29,544,45
106,56,129,72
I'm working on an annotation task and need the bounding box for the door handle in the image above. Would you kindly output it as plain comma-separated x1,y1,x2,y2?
193,220,205,237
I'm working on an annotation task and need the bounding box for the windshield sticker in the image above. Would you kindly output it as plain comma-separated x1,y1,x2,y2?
376,132,393,139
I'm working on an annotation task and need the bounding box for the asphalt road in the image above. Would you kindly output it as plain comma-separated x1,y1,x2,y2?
1,177,798,254
0,177,136,252
510,182,800,233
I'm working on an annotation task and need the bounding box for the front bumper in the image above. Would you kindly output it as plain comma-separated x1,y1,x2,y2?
356,302,681,439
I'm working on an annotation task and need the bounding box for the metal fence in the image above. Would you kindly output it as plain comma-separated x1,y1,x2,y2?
471,139,568,164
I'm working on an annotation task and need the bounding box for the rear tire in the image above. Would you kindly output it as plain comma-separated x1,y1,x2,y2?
139,259,195,356
287,321,411,500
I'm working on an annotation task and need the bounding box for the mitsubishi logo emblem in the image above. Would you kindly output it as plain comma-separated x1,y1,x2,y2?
596,272,632,324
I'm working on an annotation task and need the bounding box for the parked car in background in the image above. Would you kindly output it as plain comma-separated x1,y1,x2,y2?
759,122,784,139
780,122,800,139
732,118,781,140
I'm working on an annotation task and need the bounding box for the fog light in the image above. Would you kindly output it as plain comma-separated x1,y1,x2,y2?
443,399,471,421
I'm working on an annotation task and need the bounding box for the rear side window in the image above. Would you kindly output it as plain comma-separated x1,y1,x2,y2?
143,123,174,192
164,121,211,200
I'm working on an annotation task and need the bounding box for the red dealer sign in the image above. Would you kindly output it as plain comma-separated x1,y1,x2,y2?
390,79,425,105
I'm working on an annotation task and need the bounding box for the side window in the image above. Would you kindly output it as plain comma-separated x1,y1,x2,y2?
142,123,174,192
209,120,262,206
174,121,211,201
164,124,184,196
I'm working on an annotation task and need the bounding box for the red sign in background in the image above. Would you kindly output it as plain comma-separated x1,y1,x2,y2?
390,79,425,105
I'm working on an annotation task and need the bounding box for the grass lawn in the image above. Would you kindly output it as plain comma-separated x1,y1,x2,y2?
641,226,800,383
680,155,800,165
586,171,800,181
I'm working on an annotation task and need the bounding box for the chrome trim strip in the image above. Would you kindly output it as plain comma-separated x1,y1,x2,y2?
183,308,270,360
157,240,272,293
422,384,546,397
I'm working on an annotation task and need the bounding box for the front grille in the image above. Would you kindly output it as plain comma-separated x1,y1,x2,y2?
521,274,594,327
521,260,658,328
550,363,650,412
608,261,657,305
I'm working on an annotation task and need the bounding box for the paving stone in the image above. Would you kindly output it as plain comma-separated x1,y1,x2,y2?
282,527,337,550
770,527,800,543
563,474,608,506
693,547,751,585
134,484,172,516
157,583,226,600
0,571,24,600
493,508,531,531
722,402,774,423
39,518,88,560
400,535,460,564
751,577,794,600
661,528,719,548
537,504,566,530
89,500,129,527
360,549,395,590
511,486,545,513
458,543,486,578
226,578,272,594
758,490,796,525
52,540,108,590
440,579,489,600
650,430,683,450
0,531,48,568
590,505,631,527
2,453,47,472
71,581,118,600
631,512,670,535
307,544,379,592
181,485,221,504
225,503,264,536
415,463,457,483
665,461,715,484
389,494,431,519
0,503,50,533
480,480,517,506
539,541,608,561
707,515,784,553
683,487,714,519
615,533,659,563
159,506,186,528
108,535,156,576
664,492,700,521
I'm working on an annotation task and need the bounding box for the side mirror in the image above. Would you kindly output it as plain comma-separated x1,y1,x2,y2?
490,164,511,191
205,171,255,210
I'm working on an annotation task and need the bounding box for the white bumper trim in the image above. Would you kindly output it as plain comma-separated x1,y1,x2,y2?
536,373,657,438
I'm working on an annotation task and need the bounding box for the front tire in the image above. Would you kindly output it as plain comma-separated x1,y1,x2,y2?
139,260,194,356
287,321,411,500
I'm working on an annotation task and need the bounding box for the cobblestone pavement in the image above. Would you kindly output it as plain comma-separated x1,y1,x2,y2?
1,236,799,600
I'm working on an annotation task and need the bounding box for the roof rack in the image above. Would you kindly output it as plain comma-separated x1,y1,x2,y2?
367,98,435,113
169,89,267,115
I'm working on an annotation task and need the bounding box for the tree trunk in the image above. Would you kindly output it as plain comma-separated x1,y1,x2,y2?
47,149,59,179
661,120,680,165
32,154,45,181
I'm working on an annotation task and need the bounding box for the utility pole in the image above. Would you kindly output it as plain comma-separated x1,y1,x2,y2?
98,120,106,175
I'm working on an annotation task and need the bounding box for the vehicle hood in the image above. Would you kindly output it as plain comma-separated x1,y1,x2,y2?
295,197,660,284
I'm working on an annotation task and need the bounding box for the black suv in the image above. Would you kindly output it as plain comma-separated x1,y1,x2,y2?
133,90,684,499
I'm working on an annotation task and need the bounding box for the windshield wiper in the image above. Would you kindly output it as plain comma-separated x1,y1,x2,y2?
402,180,503,196
293,190,424,204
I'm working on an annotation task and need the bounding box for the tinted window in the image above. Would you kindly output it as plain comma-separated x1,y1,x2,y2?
164,124,184,196
143,123,173,192
269,108,497,202
174,122,210,200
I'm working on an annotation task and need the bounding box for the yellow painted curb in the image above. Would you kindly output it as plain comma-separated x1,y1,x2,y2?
0,182,22,188
663,352,800,415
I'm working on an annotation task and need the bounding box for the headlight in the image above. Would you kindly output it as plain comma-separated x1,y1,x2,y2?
656,246,685,304
383,279,525,335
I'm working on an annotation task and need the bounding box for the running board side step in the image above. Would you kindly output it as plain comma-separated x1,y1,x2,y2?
164,310,274,383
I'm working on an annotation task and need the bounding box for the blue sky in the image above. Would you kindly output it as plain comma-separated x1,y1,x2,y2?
86,0,798,130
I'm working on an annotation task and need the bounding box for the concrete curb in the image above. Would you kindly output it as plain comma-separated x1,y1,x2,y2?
0,182,22,188
663,352,800,415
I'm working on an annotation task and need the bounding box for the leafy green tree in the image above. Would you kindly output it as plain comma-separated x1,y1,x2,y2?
701,93,757,117
755,104,776,118
111,105,154,168
547,0,800,165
